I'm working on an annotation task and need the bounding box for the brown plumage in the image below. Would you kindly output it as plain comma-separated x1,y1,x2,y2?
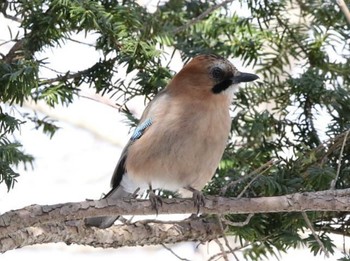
85,54,258,228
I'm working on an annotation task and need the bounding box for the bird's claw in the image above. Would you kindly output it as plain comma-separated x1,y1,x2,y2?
192,189,205,214
149,190,163,215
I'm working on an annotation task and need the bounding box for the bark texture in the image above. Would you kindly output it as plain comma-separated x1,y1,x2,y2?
1,188,350,253
1,218,222,252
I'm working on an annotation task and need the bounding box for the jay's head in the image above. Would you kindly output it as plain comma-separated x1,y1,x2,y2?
169,54,258,97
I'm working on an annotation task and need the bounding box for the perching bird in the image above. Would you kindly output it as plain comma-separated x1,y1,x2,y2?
85,54,258,228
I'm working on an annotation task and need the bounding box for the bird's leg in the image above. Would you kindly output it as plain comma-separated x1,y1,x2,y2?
148,184,163,215
131,187,140,198
186,186,205,214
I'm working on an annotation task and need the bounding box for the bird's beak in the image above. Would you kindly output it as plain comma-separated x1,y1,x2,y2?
232,72,259,84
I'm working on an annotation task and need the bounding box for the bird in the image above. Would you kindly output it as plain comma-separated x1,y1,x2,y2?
85,54,259,228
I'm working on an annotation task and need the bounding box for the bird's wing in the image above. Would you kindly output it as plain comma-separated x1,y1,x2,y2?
110,118,152,188
110,90,166,188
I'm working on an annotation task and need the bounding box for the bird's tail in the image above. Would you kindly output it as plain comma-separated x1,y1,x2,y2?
85,186,132,228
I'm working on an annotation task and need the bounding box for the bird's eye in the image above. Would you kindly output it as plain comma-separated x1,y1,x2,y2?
211,67,224,80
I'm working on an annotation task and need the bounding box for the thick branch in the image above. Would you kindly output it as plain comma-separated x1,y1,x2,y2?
1,218,221,253
1,189,350,240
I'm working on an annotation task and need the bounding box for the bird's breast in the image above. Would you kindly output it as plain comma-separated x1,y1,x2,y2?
125,97,231,192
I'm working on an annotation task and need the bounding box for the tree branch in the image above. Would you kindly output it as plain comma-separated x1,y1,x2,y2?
2,38,26,63
0,1,23,23
1,188,350,252
173,0,234,34
337,0,350,24
302,211,329,257
1,218,221,253
331,129,350,190
39,70,87,85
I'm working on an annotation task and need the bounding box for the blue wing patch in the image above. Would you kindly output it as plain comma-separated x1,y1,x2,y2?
131,118,153,141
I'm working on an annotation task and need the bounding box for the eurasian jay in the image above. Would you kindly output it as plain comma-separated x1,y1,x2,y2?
85,54,258,228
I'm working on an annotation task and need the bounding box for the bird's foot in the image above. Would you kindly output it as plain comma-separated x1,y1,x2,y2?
149,190,163,215
186,186,205,214
192,189,205,213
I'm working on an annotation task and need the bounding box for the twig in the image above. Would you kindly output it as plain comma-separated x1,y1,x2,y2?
214,239,229,261
330,129,350,190
161,243,191,261
67,37,97,48
301,211,330,258
220,159,278,196
237,172,262,198
173,0,234,34
3,38,25,63
208,250,234,261
337,0,350,24
39,57,118,85
39,70,87,85
320,129,350,166
237,161,276,198
0,2,23,23
216,215,239,261
2,13,22,23
208,234,273,261
223,213,254,227
80,92,121,110
40,64,66,75
0,39,16,47
343,227,347,259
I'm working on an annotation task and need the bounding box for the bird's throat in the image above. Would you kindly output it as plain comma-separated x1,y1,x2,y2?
212,79,233,94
